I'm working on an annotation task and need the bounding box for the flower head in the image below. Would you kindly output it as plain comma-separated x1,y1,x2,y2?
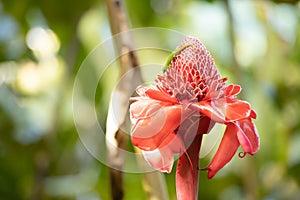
157,37,226,103
130,36,260,179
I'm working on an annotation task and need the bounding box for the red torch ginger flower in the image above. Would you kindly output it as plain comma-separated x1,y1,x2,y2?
130,36,260,199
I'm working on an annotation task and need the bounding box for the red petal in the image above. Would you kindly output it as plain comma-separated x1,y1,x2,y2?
235,119,260,155
145,88,178,103
225,99,251,122
191,102,225,123
131,104,183,151
192,98,252,123
158,132,185,154
225,84,241,96
250,109,257,119
203,123,240,179
135,86,178,104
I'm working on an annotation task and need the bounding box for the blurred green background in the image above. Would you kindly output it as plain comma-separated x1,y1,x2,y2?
1,0,300,199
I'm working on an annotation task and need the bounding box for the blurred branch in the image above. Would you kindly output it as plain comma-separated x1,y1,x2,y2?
104,1,139,199
224,1,259,200
224,0,242,82
104,1,169,200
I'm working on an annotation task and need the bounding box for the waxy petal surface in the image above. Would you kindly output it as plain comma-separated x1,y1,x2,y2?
203,123,240,179
235,119,260,155
193,99,252,123
131,104,183,151
225,84,241,97
145,88,178,103
142,148,174,173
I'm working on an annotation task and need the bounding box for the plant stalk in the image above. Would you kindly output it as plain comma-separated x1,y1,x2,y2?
176,134,203,200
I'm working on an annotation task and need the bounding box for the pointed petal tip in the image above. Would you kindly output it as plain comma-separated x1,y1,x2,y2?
201,123,240,179
207,172,215,179
225,84,242,96
250,109,257,119
201,167,216,179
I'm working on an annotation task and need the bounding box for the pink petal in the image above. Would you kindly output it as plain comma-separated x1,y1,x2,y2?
130,99,167,124
141,131,185,173
131,104,183,151
142,148,174,173
191,102,225,123
235,124,253,154
235,119,260,155
136,85,149,96
203,123,240,179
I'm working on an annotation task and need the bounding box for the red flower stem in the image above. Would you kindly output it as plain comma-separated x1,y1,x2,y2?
176,134,203,200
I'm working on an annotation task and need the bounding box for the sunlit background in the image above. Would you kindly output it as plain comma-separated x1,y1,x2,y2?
0,0,300,199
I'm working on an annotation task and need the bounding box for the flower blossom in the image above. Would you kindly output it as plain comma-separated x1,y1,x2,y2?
129,36,260,199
